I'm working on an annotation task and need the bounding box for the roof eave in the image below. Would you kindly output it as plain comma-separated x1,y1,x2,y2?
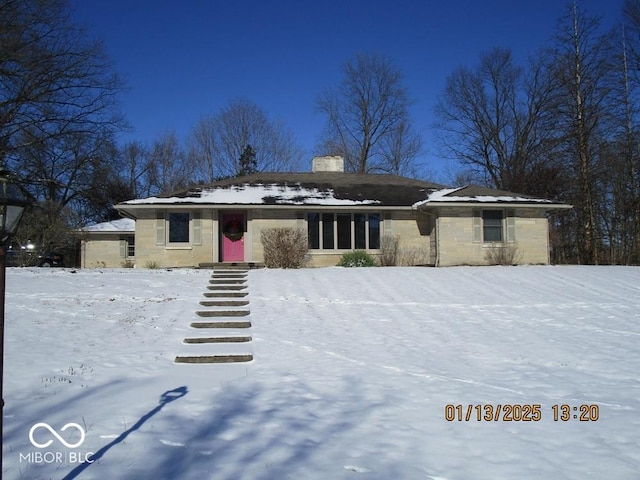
416,201,573,209
115,203,409,212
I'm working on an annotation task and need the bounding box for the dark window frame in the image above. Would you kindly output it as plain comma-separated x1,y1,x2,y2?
168,212,191,244
126,235,135,257
307,212,381,250
482,209,504,243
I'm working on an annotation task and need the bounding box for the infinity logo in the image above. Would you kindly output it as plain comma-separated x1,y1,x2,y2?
29,423,86,449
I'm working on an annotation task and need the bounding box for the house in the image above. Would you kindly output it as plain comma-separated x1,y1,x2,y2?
82,156,571,268
76,217,136,268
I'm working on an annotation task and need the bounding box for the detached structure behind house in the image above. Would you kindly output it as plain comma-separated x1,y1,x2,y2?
76,217,135,268
79,156,571,268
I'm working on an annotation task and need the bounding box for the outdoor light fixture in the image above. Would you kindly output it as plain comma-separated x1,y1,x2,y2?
0,171,28,242
0,170,29,475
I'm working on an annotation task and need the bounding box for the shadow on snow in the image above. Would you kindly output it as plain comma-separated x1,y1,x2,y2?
61,386,188,480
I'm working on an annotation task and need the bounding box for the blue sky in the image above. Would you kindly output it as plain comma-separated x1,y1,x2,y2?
71,0,623,180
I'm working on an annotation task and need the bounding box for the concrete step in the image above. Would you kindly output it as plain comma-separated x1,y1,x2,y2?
206,285,247,291
199,262,263,269
203,291,248,298
183,336,252,344
195,309,249,317
212,274,247,280
200,300,249,307
209,279,246,285
175,354,253,364
191,320,252,328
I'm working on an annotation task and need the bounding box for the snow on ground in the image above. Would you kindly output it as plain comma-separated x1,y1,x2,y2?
2,265,640,480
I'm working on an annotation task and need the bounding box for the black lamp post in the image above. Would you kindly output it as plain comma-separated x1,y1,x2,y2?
0,170,29,476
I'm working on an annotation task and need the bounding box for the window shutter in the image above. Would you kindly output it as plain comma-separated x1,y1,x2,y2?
473,210,482,243
506,209,516,243
119,239,126,258
193,211,202,245
155,211,165,246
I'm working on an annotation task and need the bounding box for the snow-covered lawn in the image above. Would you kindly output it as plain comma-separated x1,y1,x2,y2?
2,265,639,479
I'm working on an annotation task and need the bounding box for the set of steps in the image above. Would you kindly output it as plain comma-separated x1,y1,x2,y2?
175,266,254,364
198,262,264,270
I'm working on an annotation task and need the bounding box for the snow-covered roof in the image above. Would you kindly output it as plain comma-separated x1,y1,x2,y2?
115,172,570,212
117,172,445,209
122,183,381,206
80,218,135,233
413,185,569,208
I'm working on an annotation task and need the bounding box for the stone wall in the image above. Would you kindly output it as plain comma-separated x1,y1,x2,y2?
435,207,550,266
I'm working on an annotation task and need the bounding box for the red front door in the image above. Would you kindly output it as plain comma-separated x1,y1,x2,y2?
221,213,245,262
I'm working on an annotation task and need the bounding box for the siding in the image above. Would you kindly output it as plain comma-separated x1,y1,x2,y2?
81,235,127,268
435,207,550,266
133,209,215,267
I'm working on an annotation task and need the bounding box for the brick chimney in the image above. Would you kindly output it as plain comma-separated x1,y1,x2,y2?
311,155,344,173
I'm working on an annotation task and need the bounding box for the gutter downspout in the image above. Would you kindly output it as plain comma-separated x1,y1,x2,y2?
435,215,440,267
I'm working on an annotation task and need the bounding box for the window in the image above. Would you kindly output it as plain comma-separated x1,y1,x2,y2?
120,235,135,259
482,210,503,242
354,213,366,249
368,213,381,249
308,213,320,249
307,212,381,250
168,212,190,243
126,235,135,257
337,213,351,249
322,213,334,249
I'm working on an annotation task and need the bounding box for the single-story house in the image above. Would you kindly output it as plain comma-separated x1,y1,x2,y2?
76,217,136,268
81,156,571,268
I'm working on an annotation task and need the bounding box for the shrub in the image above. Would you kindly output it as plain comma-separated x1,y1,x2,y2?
484,244,523,266
380,234,399,266
338,250,378,267
144,260,160,269
398,246,430,266
260,227,309,268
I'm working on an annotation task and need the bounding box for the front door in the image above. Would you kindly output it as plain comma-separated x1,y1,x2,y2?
221,212,245,262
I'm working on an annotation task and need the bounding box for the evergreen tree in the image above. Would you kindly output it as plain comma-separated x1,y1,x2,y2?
238,144,258,176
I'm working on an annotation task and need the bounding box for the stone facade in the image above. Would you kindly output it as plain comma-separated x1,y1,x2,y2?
434,207,550,266
80,234,129,268
104,160,570,269
82,204,557,268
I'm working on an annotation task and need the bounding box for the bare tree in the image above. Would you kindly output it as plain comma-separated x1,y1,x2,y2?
147,131,195,195
188,116,217,182
435,47,563,197
117,141,154,199
0,0,124,167
378,120,424,176
595,4,640,264
15,128,117,253
550,2,616,264
624,1,640,263
0,0,124,254
316,53,418,173
624,0,640,82
82,140,154,221
188,98,303,180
